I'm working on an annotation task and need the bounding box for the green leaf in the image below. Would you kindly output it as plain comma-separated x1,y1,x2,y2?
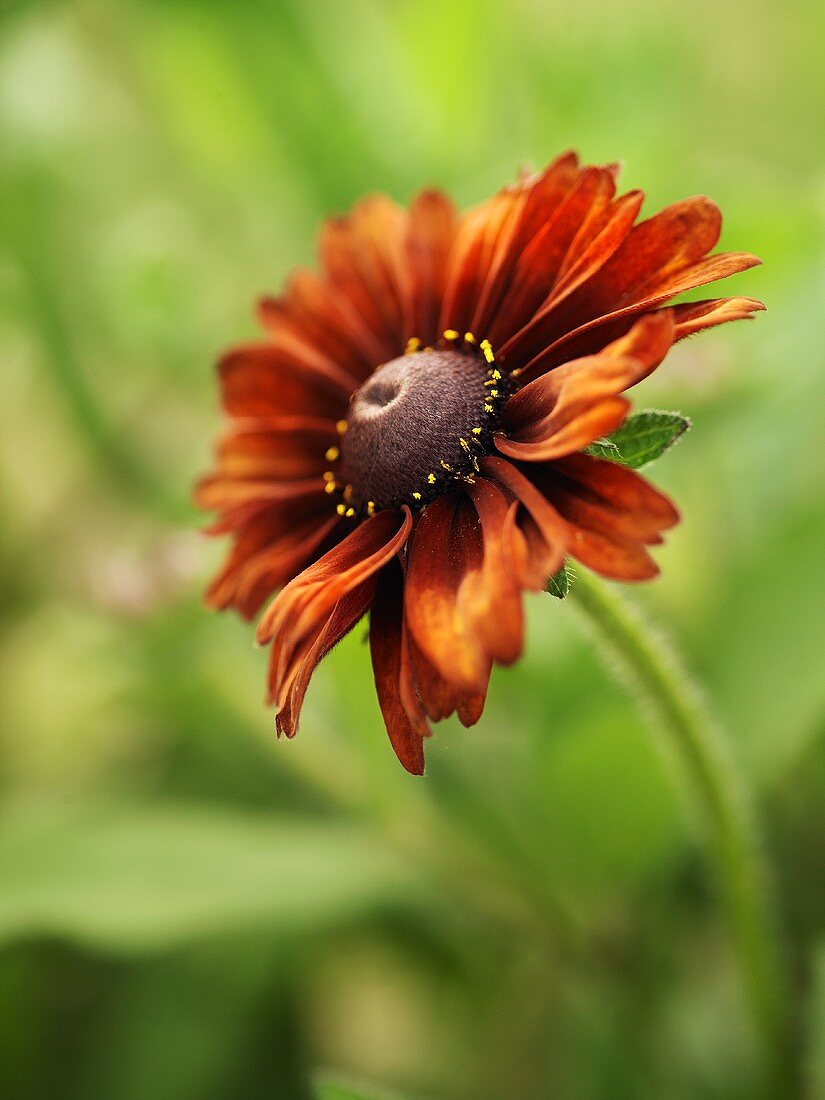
547,562,572,599
313,1073,407,1100
0,800,420,952
585,410,691,469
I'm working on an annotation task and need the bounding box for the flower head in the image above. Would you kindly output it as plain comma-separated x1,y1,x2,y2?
196,152,762,773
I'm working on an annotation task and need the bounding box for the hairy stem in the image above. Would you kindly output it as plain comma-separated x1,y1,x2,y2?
568,567,795,1092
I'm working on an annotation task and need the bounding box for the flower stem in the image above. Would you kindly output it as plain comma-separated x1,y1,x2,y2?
568,567,795,1092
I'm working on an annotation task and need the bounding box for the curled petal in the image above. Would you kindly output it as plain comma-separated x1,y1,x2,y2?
258,508,412,711
276,579,377,739
497,312,675,461
672,296,766,340
480,456,568,588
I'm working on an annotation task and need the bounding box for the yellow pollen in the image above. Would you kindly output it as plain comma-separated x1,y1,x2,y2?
491,368,502,380
412,491,422,501
336,503,347,515
325,446,340,462
324,482,337,495
345,507,356,517
405,337,422,354
510,367,523,378
336,420,348,434
489,389,500,398
484,379,496,387
440,460,452,470
443,329,459,341
427,472,436,484
459,437,470,452
479,339,492,351
484,403,494,413
471,427,482,435
323,471,335,481
483,347,495,363
366,501,376,515
464,332,477,344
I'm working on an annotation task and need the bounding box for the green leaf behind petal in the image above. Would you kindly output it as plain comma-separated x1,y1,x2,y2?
586,410,691,469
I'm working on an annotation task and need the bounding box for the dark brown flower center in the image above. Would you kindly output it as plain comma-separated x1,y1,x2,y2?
339,345,507,513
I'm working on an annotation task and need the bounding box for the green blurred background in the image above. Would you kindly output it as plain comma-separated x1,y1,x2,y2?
1,0,824,1097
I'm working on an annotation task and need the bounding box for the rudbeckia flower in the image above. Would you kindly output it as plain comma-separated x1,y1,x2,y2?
196,151,762,773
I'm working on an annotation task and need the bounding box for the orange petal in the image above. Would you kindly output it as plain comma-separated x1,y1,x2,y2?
404,494,492,694
513,251,760,379
672,295,766,340
498,312,674,461
464,479,525,667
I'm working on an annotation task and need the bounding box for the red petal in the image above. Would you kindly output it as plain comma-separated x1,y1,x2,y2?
320,195,409,360
405,189,459,346
214,416,337,480
487,169,631,346
218,343,350,419
480,456,568,589
370,561,428,774
523,453,679,581
258,269,382,379
438,186,525,336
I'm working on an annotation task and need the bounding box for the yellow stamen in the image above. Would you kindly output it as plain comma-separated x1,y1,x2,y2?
345,507,356,517
464,332,477,344
366,501,376,515
336,419,348,434
336,503,346,515
443,328,459,341
324,482,337,495
325,446,340,462
405,336,422,354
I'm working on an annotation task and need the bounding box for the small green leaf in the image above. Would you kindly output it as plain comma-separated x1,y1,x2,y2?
582,436,621,461
547,562,572,599
585,409,691,469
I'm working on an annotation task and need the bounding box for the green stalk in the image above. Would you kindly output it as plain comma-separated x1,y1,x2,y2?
568,567,795,1093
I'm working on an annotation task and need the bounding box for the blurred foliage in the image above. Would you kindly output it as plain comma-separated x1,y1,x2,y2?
1,0,824,1097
